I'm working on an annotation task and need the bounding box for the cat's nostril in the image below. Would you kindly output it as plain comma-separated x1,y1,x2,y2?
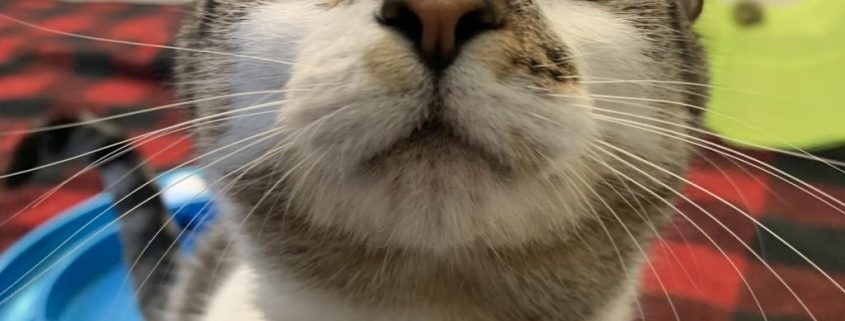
378,0,501,72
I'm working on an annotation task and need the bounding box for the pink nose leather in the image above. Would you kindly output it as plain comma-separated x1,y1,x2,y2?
383,0,490,57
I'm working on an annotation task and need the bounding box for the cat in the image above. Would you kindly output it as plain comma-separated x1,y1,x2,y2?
156,0,709,320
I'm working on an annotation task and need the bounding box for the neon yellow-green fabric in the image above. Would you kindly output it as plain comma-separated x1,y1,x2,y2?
695,0,845,149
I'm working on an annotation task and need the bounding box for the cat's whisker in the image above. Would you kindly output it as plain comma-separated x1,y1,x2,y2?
514,99,845,304
0,125,287,304
519,107,712,302
131,138,295,301
0,90,285,137
576,77,712,88
595,117,845,293
5,0,825,318
202,100,366,292
279,103,360,216
561,169,670,321
0,106,284,231
204,145,316,295
1,81,351,233
0,13,296,66
0,97,290,180
690,146,782,243
578,78,711,102
538,166,602,258
565,163,682,321
530,107,700,291
6,127,285,302
549,171,604,257
584,93,845,169
587,148,771,321
104,137,245,316
254,151,316,248
126,131,301,302
532,96,845,216
596,140,835,320
126,133,296,284
583,151,710,299
705,147,794,212
0,121,198,230
581,104,845,215
536,86,845,169
578,100,796,210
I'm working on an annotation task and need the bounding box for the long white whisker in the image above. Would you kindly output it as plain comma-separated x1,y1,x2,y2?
204,146,316,294
585,152,709,298
593,94,845,169
537,98,845,216
566,162,681,321
112,123,296,309
0,98,287,180
596,141,832,320
0,125,285,303
595,116,845,294
0,90,285,137
587,110,845,215
0,13,295,65
132,139,294,299
0,107,281,229
542,90,845,169
587,149,770,321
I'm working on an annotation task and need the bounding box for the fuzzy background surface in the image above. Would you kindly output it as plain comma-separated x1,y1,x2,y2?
696,0,845,149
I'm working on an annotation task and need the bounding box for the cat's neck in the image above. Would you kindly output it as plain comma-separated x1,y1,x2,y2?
228,198,662,321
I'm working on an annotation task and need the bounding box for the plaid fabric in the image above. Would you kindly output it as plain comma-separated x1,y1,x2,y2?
0,1,843,321
0,0,189,250
639,147,845,321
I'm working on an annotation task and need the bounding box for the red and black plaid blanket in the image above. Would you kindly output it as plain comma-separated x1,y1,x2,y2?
0,1,843,321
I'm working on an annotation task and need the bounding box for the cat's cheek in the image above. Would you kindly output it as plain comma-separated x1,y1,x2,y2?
541,0,684,158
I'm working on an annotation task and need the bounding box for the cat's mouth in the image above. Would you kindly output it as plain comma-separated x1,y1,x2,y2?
364,116,511,177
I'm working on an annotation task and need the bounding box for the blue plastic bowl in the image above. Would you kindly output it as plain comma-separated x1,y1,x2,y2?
0,167,215,321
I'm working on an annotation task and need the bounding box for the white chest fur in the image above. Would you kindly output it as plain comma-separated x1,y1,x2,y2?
202,263,265,321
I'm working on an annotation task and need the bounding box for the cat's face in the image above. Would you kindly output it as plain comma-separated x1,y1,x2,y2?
176,0,707,252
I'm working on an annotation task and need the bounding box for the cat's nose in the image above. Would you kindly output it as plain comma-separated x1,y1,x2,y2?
379,0,501,71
